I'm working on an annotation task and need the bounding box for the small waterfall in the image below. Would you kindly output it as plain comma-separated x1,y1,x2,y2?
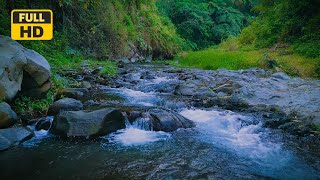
131,117,152,131
23,116,54,147
104,116,170,146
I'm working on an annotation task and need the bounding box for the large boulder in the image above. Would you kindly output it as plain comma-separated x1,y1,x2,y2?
50,108,126,137
0,36,51,100
47,98,83,116
20,49,51,98
148,109,195,132
0,127,34,151
0,102,17,128
0,36,26,100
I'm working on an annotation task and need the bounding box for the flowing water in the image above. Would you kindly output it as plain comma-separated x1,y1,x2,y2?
1,65,319,180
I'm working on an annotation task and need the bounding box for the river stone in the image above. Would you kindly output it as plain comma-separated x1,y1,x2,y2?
47,98,83,116
147,109,195,132
81,81,92,89
215,83,234,94
35,116,54,131
55,88,89,100
174,84,197,96
50,108,126,137
0,127,34,151
0,102,17,128
0,35,51,100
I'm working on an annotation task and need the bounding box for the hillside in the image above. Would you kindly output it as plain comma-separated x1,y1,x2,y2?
1,0,184,61
172,0,320,78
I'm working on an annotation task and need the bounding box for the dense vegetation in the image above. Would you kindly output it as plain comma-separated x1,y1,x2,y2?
1,0,184,60
173,0,320,78
239,0,320,58
157,0,257,50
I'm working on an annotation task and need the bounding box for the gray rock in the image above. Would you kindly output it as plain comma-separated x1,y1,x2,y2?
0,36,27,101
47,98,83,116
147,109,195,132
174,84,197,96
174,82,216,97
0,102,17,128
0,127,34,151
23,49,51,86
271,72,290,80
215,83,234,94
55,88,89,100
0,35,51,100
50,108,126,137
81,81,92,89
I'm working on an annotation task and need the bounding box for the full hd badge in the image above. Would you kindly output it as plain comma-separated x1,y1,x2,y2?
11,9,53,40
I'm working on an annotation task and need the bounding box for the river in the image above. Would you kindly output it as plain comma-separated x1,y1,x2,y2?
1,64,319,179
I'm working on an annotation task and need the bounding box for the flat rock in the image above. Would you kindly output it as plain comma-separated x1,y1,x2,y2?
55,88,89,100
47,98,83,116
0,127,34,151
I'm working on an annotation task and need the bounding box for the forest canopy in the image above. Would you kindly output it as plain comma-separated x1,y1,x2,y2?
156,0,258,49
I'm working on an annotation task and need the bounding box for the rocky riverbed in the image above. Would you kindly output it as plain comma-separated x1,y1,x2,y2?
1,61,320,179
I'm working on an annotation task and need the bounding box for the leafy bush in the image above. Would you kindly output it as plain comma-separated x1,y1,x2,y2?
293,40,320,58
13,90,54,115
240,0,320,58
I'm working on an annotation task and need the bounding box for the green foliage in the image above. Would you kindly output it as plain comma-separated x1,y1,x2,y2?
0,1,10,36
13,90,54,115
309,124,320,132
157,0,257,49
56,0,185,59
240,0,320,58
1,0,184,60
89,60,117,76
293,39,320,58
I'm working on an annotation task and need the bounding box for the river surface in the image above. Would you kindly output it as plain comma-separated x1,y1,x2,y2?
0,64,319,179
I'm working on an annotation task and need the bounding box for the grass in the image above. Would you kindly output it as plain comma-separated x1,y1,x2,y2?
271,53,320,78
89,60,117,75
174,48,262,70
173,45,320,79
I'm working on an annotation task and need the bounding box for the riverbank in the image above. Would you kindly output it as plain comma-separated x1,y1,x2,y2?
173,46,320,79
